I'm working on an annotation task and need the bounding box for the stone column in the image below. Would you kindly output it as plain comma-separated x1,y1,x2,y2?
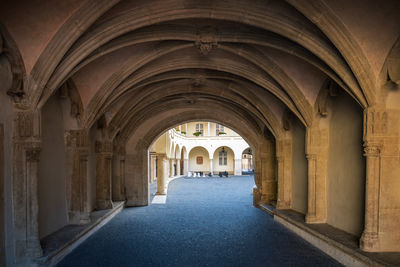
112,144,126,202
176,159,181,176
358,107,400,252
207,122,210,136
184,158,189,176
65,129,90,224
25,147,42,257
156,154,168,195
360,143,381,251
209,159,213,175
150,152,157,182
95,141,113,210
305,125,328,224
169,159,174,177
13,110,42,260
234,158,242,175
276,138,292,210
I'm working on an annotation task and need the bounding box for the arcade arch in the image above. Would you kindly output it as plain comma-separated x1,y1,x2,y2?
1,1,400,265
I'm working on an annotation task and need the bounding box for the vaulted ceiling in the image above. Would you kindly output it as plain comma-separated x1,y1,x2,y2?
1,0,399,141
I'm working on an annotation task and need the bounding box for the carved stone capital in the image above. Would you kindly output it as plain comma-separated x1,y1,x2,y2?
14,111,39,139
306,154,317,160
95,141,113,154
65,129,89,148
363,143,381,157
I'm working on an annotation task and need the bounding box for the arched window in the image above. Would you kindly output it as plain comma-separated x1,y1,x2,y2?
219,150,227,165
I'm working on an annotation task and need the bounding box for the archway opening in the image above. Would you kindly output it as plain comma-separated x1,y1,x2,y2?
241,147,254,175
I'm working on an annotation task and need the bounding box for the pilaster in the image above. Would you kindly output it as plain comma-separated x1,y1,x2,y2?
360,106,400,252
95,140,113,210
65,129,90,224
12,110,42,261
276,138,292,209
305,125,328,224
112,144,126,202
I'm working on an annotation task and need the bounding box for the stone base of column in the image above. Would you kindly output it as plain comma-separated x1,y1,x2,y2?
305,213,324,224
253,187,261,206
26,239,43,258
69,211,91,225
276,200,290,210
156,190,166,195
360,231,380,252
96,200,113,210
260,194,275,205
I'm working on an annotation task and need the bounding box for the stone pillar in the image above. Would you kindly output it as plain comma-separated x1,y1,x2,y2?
358,107,400,252
95,141,113,210
234,158,242,175
184,158,189,176
176,159,181,176
150,152,157,182
156,154,168,195
259,139,276,205
208,122,210,136
276,138,292,210
112,144,126,202
125,146,149,206
13,110,42,260
360,143,381,251
25,147,42,257
169,159,174,177
209,159,213,175
305,125,328,224
65,129,90,224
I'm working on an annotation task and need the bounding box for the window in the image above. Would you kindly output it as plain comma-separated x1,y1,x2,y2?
195,123,204,136
216,123,224,135
219,151,227,165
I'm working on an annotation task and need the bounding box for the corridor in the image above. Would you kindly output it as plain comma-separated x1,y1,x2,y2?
57,176,341,266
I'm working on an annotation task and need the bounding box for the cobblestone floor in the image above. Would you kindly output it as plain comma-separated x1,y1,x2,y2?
57,176,342,267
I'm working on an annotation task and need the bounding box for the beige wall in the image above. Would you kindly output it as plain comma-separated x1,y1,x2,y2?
189,147,210,172
38,96,68,238
150,133,166,153
183,122,239,137
327,92,365,236
212,147,235,173
291,119,308,214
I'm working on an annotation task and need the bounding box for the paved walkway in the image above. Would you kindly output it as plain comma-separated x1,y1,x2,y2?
57,176,341,267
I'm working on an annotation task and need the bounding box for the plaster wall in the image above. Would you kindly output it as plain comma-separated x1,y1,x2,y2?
38,96,68,238
188,147,210,172
0,0,85,74
326,92,365,236
291,119,308,214
212,147,235,174
0,54,13,265
325,0,400,77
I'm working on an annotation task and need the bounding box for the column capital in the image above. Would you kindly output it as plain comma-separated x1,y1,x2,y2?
306,154,317,160
65,129,89,148
95,140,113,155
363,142,381,157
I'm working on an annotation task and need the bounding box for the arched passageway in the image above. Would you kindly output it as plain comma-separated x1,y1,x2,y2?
1,1,400,265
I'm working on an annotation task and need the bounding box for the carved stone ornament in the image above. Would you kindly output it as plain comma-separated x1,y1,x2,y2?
363,143,381,157
95,141,113,154
195,27,218,55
